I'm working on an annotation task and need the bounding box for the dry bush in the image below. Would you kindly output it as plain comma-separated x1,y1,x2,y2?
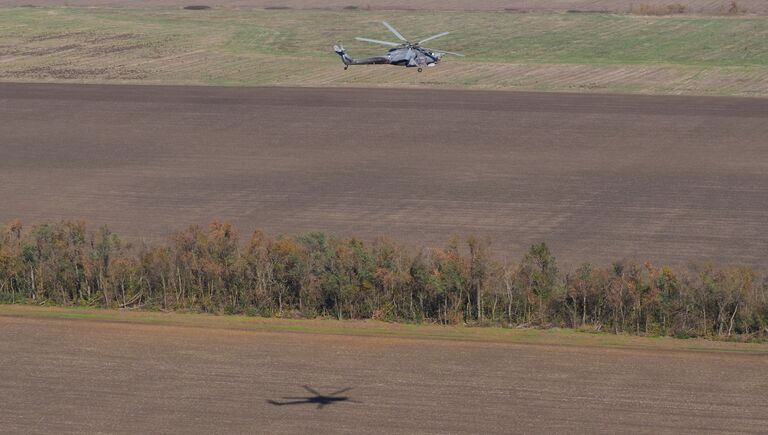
724,1,748,15
630,3,688,15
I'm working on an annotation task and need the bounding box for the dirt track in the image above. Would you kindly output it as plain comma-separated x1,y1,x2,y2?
1,315,767,434
1,83,767,266
2,0,766,14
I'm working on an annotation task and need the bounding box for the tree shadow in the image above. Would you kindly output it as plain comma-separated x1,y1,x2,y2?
267,385,360,409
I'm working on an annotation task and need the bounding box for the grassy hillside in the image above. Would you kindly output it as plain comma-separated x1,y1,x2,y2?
2,7,768,95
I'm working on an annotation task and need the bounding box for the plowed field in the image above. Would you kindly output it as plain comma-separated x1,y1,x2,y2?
2,0,767,14
2,83,767,266
1,313,766,434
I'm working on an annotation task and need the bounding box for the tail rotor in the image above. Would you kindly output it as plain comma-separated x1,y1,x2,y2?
333,44,352,69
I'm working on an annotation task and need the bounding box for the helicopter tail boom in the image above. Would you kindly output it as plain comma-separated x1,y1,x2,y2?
334,45,390,67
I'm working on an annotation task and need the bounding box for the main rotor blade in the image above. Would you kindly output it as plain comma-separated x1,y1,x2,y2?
355,37,400,47
424,47,465,57
303,385,321,396
418,31,450,44
382,21,408,42
329,387,353,396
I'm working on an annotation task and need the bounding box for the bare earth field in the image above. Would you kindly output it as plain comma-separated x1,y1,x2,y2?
1,311,767,434
2,0,767,14
1,82,767,266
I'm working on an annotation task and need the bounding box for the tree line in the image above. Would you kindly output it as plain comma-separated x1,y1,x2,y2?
0,220,766,340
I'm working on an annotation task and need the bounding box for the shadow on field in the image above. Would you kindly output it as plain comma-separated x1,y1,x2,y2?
267,385,359,409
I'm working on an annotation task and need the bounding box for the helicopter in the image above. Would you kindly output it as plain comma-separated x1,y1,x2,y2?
333,21,464,72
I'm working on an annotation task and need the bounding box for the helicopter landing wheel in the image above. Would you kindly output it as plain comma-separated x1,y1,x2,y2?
344,65,348,70
418,67,423,72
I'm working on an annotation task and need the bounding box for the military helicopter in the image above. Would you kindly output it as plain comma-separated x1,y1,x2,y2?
333,21,464,72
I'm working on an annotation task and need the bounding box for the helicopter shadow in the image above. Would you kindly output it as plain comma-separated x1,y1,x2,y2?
267,385,360,409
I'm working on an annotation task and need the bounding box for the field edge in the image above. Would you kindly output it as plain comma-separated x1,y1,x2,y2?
1,304,766,353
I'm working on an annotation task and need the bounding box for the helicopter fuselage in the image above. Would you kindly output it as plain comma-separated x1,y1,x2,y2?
339,46,441,68
386,46,442,67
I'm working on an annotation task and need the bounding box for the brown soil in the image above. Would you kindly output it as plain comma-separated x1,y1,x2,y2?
1,83,767,267
1,0,766,14
1,314,766,433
